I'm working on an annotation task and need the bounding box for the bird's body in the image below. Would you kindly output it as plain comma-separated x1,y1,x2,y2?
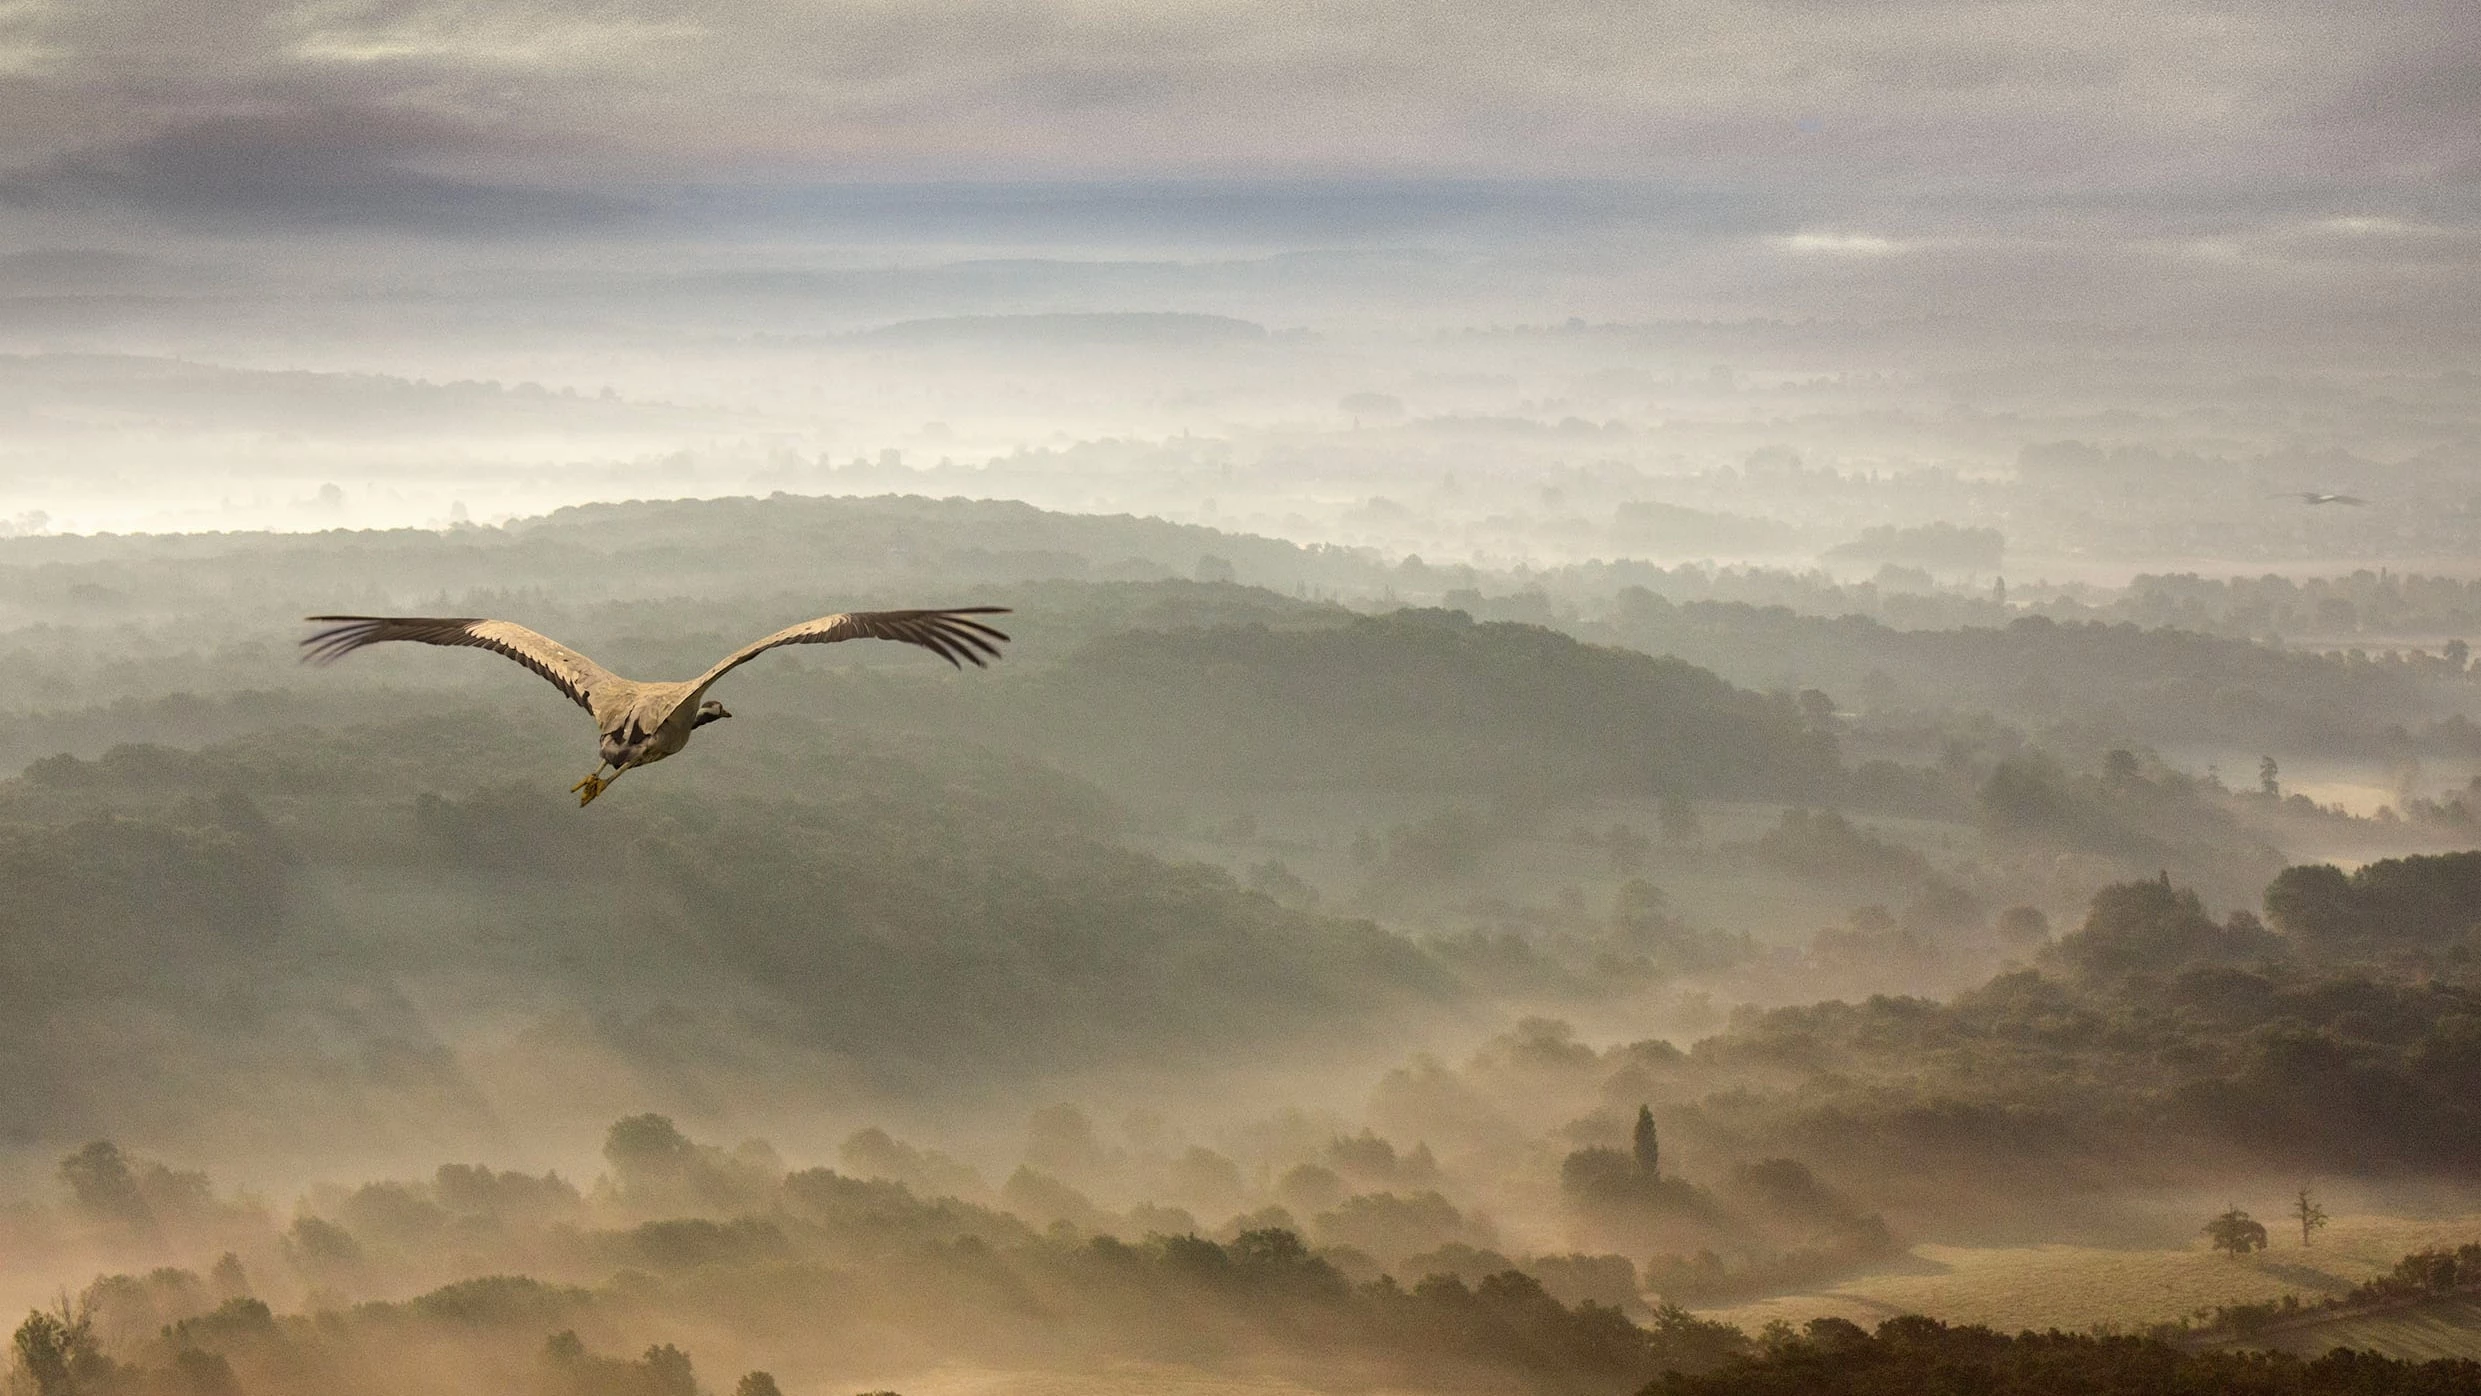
591,685,730,775
2283,491,2366,506
302,608,1009,803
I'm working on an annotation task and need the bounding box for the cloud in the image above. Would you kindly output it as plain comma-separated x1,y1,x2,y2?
0,0,2471,335
0,2,2446,175
279,1,704,69
0,105,633,232
1774,232,1912,258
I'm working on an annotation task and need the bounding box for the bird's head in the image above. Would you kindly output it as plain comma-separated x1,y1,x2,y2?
693,700,733,727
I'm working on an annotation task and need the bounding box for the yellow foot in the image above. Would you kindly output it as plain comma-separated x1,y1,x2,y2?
570,772,609,806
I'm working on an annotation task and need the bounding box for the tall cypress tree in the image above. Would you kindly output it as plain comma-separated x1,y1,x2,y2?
1632,1104,1659,1178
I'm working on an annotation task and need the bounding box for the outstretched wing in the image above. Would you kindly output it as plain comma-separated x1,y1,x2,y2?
300,616,624,718
682,607,1010,705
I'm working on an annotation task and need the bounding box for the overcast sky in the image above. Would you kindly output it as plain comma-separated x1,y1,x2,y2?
1,0,2475,327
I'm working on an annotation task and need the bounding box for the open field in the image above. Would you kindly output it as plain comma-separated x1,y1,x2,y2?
1698,1214,2481,1337
895,1360,1438,1396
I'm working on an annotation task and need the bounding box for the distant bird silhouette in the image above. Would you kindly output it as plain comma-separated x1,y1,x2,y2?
303,608,1010,804
2278,491,2366,506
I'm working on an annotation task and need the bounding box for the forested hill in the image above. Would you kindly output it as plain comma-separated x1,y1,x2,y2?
0,493,1391,624
1578,595,2476,755
594,605,1846,805
0,714,1450,1160
0,493,1848,805
978,610,1841,800
5,491,2466,769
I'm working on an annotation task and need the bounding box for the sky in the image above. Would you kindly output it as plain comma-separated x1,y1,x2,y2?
0,0,2476,329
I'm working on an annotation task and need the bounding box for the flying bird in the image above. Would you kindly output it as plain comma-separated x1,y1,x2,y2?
2280,491,2366,506
302,608,1010,804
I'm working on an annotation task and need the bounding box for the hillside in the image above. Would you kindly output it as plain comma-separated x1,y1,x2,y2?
0,711,1450,1162
0,493,1391,636
980,610,1841,800
1580,596,2478,758
6,492,2471,778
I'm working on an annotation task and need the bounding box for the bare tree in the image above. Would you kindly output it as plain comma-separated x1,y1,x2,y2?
2293,1188,2329,1247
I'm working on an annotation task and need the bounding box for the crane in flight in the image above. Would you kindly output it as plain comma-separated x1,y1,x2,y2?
2279,491,2366,506
302,608,1010,804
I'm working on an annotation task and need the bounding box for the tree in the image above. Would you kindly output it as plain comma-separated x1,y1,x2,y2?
1658,795,1702,846
2293,1188,2329,1247
1560,1147,1642,1205
640,1345,696,1396
1994,905,2050,944
2260,756,2280,798
12,1299,107,1396
1797,689,1837,735
2052,878,2277,982
285,1215,362,1269
603,1113,699,1198
2262,862,2358,946
2205,1206,2268,1256
1978,753,2081,836
170,1348,239,1396
1632,1105,1660,1179
735,1376,784,1396
2265,851,2481,952
1607,824,1652,875
58,1141,153,1235
210,1252,250,1299
2103,748,2142,787
12,1311,75,1396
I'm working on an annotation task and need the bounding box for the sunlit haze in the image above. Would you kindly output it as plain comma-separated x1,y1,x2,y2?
3,5,2480,1396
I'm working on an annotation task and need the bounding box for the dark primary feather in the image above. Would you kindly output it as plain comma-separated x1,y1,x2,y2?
299,616,609,712
301,615,474,664
682,608,1012,699
820,608,1013,668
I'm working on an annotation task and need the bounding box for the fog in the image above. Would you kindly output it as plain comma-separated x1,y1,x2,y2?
5,3,2481,1394
11,240,2481,580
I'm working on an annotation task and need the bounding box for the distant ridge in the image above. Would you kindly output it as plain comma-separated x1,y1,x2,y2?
859,311,1267,346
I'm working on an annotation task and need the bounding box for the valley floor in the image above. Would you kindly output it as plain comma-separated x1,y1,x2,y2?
1696,1213,2481,1342
877,1360,1438,1396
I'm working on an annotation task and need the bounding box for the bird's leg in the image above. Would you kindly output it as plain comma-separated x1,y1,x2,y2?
571,765,615,806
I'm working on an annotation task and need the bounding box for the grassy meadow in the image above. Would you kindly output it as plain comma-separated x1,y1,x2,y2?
1700,1213,2481,1339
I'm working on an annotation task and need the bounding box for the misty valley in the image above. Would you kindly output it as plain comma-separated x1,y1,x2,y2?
0,487,2477,1396
15,0,2481,1385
